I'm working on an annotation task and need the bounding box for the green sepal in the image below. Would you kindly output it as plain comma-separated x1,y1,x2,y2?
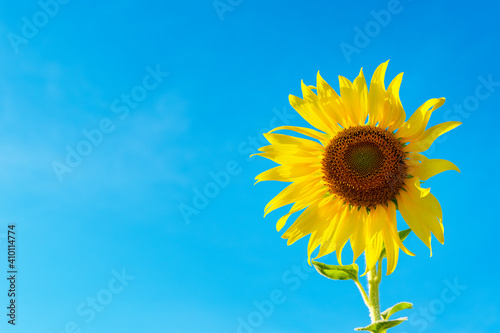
380,229,411,259
381,302,413,320
322,191,333,198
390,198,399,210
312,261,358,281
355,317,407,332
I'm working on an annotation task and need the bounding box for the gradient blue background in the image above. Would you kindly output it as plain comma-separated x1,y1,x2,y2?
0,0,498,332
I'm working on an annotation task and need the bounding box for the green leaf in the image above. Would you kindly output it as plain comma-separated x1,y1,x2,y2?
381,302,413,320
380,229,411,259
312,261,358,281
355,317,407,333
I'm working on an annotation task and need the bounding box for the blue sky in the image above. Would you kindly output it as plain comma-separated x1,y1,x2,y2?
0,0,498,332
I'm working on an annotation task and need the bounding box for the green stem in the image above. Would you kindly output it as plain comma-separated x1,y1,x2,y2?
367,265,382,323
353,279,371,311
354,258,383,325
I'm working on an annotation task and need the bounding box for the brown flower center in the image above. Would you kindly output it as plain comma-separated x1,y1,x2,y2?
321,126,407,208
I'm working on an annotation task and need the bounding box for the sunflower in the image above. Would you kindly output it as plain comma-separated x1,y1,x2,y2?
254,61,460,274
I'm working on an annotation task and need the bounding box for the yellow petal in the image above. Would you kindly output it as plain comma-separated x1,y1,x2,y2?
333,207,356,264
335,240,349,266
282,198,339,245
316,72,346,129
420,192,443,223
269,125,330,145
398,179,445,251
367,60,389,127
303,200,343,264
396,98,445,142
275,209,296,232
381,224,399,275
385,201,414,256
315,209,343,258
353,68,368,125
259,144,323,157
411,157,460,181
405,121,461,153
275,202,305,232
274,186,329,232
398,193,432,250
364,232,384,273
386,72,406,131
282,205,319,245
263,133,324,150
289,93,331,134
339,75,361,126
301,81,339,132
368,205,386,236
307,231,323,264
350,210,368,262
264,178,320,216
255,164,321,184
252,150,321,165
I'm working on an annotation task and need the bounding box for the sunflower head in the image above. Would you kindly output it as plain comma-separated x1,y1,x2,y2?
254,61,460,274
322,125,408,209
